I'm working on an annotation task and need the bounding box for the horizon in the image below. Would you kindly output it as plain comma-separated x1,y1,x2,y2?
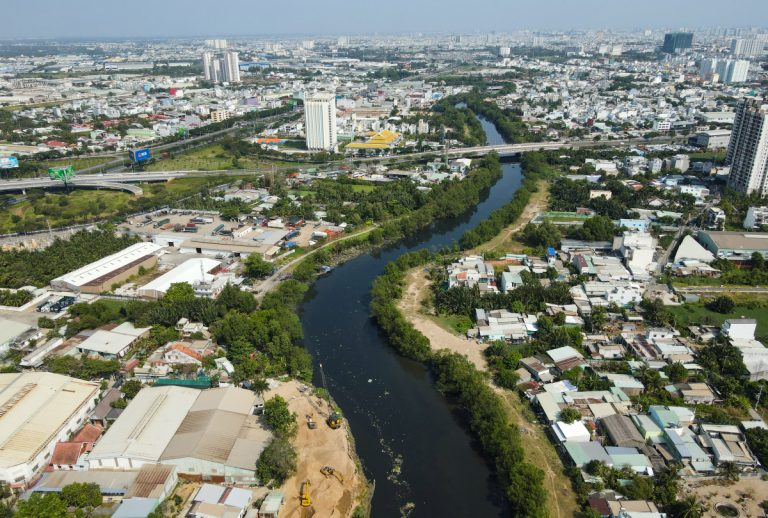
4,0,768,40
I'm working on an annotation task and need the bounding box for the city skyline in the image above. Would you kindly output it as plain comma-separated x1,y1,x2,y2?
3,0,768,39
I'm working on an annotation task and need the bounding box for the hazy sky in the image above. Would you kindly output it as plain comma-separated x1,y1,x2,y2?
4,0,768,39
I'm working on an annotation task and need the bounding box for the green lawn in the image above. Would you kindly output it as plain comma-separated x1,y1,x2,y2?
668,302,768,338
432,314,474,335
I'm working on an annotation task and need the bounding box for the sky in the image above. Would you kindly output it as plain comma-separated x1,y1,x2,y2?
4,0,768,39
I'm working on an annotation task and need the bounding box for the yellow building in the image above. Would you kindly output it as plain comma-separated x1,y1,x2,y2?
345,130,401,152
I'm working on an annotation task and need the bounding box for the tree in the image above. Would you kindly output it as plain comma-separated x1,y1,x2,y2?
251,377,269,397
15,493,68,518
61,482,102,508
559,407,581,424
163,282,196,303
244,254,274,279
752,251,765,270
256,437,297,485
717,461,740,483
706,295,735,314
217,284,256,313
263,395,297,437
120,380,143,399
665,362,689,383
746,427,768,466
667,496,708,518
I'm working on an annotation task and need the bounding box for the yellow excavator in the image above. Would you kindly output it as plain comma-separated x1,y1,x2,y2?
301,480,311,507
319,363,342,429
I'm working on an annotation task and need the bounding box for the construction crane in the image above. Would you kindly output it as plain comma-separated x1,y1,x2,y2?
319,363,342,429
301,480,311,507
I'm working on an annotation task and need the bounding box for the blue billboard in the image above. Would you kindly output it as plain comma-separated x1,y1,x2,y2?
0,157,19,169
129,148,151,162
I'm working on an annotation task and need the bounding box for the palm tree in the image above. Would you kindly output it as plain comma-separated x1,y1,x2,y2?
717,461,740,483
669,495,708,518
251,377,269,398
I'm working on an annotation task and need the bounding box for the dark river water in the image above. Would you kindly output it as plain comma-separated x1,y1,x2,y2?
300,116,521,517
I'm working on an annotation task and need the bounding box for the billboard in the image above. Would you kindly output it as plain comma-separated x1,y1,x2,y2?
48,165,75,181
129,148,151,162
0,157,19,169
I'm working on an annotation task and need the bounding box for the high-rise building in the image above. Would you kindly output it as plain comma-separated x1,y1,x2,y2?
202,51,219,82
202,50,240,84
726,98,768,195
699,58,749,83
662,32,693,53
304,92,337,152
221,51,240,83
731,37,765,58
205,39,228,49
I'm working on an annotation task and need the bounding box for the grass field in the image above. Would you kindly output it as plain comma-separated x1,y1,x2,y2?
0,175,255,234
668,301,768,338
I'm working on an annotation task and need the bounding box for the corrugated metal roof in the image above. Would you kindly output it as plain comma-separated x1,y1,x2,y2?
0,372,98,469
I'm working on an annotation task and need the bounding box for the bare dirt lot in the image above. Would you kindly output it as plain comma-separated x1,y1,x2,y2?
266,380,367,518
397,268,488,370
683,477,768,517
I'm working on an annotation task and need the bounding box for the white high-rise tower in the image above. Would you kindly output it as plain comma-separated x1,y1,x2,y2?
304,92,338,152
726,98,768,195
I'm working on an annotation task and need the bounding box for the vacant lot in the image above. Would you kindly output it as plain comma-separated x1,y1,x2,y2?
667,301,768,338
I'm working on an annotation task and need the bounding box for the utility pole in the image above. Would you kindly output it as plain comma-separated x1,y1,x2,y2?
755,384,764,411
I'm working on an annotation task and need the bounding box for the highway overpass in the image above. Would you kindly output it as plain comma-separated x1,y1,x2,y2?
0,136,683,194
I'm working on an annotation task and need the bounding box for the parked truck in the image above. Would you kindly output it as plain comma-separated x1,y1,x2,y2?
153,218,170,228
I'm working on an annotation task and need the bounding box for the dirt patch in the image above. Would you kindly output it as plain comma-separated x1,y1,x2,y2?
683,477,768,517
267,380,367,518
397,268,488,370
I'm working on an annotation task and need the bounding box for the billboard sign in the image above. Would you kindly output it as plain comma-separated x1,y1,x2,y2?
48,165,75,182
0,157,19,169
129,148,151,162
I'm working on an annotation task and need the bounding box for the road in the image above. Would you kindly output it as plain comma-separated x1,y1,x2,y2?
254,225,380,300
0,135,683,193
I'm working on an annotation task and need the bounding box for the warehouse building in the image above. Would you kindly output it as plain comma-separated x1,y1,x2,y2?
697,231,768,261
88,386,270,483
77,322,151,359
0,372,100,488
137,258,221,300
50,242,163,294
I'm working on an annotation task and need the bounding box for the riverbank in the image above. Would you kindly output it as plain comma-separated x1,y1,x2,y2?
266,379,370,518
395,264,579,518
477,179,550,254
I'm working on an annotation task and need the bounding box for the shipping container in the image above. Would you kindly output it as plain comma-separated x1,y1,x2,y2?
212,224,225,235
286,230,300,240
153,218,170,228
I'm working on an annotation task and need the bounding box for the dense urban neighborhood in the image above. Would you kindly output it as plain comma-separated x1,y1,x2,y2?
0,10,768,518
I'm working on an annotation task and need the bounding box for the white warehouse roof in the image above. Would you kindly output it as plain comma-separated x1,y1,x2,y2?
88,386,200,465
51,242,163,291
0,372,99,470
137,258,221,299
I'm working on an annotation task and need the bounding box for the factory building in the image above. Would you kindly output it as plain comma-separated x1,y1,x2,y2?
0,372,99,489
88,386,270,483
50,242,163,294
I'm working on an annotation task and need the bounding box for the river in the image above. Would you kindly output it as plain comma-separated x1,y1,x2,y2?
299,116,521,517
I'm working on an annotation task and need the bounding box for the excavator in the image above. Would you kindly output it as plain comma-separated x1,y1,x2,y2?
320,465,344,483
319,363,342,429
301,480,312,507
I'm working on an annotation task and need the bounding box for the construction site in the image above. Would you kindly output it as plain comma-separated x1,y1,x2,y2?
263,379,369,518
